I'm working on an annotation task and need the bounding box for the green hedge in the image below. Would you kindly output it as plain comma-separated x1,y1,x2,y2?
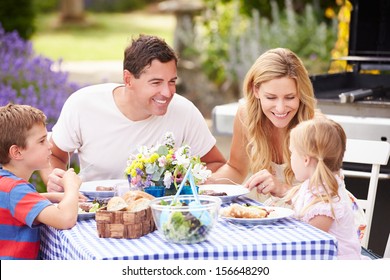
0,0,35,39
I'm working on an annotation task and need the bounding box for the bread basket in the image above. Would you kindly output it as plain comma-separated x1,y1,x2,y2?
95,206,156,239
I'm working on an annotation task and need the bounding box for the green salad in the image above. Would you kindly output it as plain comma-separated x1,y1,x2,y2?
160,201,213,244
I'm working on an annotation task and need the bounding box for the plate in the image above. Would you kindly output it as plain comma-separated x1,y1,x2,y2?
77,202,99,221
80,179,127,200
198,184,249,203
220,206,294,225
77,212,95,221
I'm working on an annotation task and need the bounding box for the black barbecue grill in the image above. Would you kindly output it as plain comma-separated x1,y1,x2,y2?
311,0,390,118
310,0,390,256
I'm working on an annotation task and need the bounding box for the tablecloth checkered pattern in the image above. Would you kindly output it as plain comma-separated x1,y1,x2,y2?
39,197,337,260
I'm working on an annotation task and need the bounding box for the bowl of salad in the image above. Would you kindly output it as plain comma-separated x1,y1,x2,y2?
149,195,222,244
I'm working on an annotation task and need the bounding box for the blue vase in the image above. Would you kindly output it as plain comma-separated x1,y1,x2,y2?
164,185,199,196
179,185,199,195
144,186,165,197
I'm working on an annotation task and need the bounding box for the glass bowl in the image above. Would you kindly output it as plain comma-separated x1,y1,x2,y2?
149,195,222,244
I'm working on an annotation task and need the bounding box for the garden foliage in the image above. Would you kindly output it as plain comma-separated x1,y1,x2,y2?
193,0,338,99
0,25,81,192
0,0,36,39
0,24,80,131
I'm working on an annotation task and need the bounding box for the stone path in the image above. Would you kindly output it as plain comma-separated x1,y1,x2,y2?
59,60,123,85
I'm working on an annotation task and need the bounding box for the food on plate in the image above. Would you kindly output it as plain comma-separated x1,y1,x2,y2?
199,189,228,196
78,202,101,213
107,196,128,211
96,186,115,191
220,203,272,219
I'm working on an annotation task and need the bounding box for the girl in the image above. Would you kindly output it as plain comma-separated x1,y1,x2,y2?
286,117,367,259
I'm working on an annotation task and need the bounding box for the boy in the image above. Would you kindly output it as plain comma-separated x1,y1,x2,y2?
0,103,81,260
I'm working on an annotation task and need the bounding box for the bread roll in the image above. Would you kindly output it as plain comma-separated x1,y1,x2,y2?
126,198,151,212
122,190,155,204
107,196,128,211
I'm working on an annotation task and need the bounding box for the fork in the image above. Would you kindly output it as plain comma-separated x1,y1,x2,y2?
213,177,242,185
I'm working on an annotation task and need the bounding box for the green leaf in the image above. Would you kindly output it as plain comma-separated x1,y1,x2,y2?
157,145,169,156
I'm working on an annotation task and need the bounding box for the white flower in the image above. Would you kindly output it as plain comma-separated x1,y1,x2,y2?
138,145,150,157
162,132,175,148
173,145,191,168
163,171,173,188
191,163,212,183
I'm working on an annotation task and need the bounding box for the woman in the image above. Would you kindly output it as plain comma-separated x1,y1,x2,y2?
211,48,317,203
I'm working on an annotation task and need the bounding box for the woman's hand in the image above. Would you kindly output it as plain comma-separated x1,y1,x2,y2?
244,169,288,198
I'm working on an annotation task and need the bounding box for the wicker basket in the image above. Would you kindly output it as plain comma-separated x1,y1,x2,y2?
95,206,156,239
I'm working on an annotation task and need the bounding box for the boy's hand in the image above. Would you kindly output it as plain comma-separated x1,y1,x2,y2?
46,168,66,192
62,168,82,192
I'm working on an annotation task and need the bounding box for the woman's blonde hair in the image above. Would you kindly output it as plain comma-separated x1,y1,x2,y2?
242,48,317,184
288,117,347,217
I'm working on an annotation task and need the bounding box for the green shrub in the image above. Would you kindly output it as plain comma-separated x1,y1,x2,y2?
84,0,147,12
204,0,340,21
193,0,337,98
0,0,36,39
32,0,60,13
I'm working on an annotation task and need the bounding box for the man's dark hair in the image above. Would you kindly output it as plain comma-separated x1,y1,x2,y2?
124,34,178,78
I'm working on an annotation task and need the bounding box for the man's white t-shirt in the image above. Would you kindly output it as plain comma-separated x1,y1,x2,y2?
51,83,216,181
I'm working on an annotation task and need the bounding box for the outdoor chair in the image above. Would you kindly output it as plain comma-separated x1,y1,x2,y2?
343,139,390,249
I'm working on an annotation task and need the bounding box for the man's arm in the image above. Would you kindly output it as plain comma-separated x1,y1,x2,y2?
201,145,226,172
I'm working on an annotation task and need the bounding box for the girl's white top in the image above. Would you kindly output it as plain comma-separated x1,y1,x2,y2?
291,175,368,260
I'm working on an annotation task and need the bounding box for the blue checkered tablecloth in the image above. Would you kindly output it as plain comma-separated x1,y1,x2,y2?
39,197,337,260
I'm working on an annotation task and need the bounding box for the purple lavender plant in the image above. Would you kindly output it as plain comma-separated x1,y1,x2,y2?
0,24,82,192
0,24,80,130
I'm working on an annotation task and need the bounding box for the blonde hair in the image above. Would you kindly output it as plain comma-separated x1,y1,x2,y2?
0,103,47,164
288,117,347,217
242,48,317,185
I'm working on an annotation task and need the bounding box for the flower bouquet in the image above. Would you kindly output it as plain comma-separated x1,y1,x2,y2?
124,132,212,196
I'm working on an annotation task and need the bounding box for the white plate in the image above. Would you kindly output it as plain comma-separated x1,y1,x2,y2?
77,212,95,221
220,206,294,225
77,202,98,221
198,184,249,203
80,179,127,200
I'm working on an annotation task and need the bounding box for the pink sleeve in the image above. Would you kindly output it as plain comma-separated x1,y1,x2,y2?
301,201,346,223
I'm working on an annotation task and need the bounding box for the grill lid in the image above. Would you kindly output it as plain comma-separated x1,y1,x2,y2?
339,0,390,71
349,0,390,57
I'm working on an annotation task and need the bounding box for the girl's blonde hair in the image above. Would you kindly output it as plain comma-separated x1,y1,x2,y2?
288,117,347,217
242,48,317,184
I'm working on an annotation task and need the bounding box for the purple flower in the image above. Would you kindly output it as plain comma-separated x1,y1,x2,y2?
0,24,81,130
136,168,144,176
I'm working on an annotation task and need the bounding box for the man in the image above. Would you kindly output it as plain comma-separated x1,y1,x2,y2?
41,34,225,192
